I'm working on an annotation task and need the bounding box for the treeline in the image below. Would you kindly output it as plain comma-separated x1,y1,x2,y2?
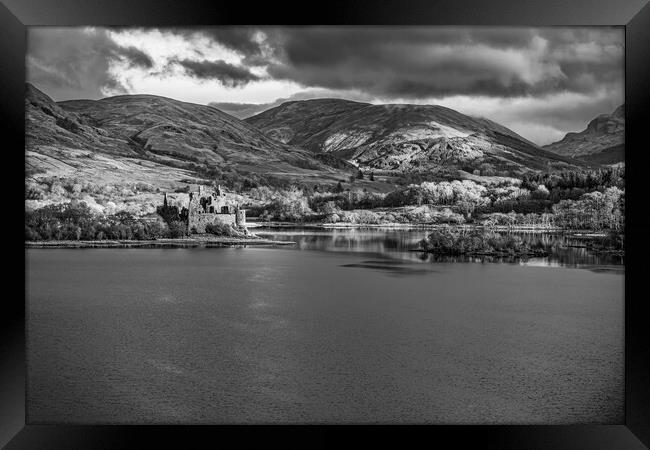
521,166,624,192
248,167,625,231
552,187,624,231
251,180,534,221
25,202,186,241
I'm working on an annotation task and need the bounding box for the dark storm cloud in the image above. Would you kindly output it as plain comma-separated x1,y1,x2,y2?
256,26,623,99
196,26,622,143
173,59,259,87
119,46,154,69
27,28,154,100
28,25,623,102
163,26,623,99
26,26,623,144
189,28,264,57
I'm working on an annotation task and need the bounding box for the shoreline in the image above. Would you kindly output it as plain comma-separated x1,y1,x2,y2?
26,225,615,248
248,221,608,234
25,237,296,249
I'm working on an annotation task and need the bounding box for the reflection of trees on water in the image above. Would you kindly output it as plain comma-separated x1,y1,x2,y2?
518,232,624,267
264,229,623,267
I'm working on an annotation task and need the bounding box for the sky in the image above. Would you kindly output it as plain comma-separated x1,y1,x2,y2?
26,26,624,146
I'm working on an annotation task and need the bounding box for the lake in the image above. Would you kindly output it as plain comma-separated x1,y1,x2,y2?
26,229,624,424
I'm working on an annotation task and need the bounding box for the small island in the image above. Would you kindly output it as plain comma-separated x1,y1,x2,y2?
415,225,549,258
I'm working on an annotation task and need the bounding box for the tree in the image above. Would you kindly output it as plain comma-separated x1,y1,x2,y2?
356,169,364,180
157,202,181,226
334,181,344,193
551,186,624,231
369,172,375,181
168,220,187,238
319,201,340,215
266,186,313,221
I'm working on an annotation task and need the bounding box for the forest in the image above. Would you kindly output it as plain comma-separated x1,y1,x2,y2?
250,167,625,231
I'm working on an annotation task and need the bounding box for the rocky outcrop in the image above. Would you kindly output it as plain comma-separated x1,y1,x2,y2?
544,105,624,164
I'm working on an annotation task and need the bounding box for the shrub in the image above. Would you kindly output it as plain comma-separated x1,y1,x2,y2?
168,221,187,238
357,210,380,224
327,213,341,223
339,211,360,223
205,222,235,236
596,230,624,251
318,201,341,215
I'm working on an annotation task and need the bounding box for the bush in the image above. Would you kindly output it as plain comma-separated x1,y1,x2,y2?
328,213,341,223
205,222,236,236
145,219,169,239
168,220,187,238
318,201,341,215
356,210,380,224
593,230,624,251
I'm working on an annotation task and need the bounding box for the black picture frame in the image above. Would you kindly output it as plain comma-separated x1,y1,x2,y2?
2,0,649,448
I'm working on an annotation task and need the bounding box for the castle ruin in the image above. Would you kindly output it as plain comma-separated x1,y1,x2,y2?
162,184,245,234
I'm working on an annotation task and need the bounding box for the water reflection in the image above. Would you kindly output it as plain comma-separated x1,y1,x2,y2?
255,227,624,268
341,260,434,276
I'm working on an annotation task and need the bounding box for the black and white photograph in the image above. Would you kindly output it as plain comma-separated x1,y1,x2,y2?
24,25,626,424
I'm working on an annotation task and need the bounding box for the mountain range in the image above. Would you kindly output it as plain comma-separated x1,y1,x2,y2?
26,83,621,200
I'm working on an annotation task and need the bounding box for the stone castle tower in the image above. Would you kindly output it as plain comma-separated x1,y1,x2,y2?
186,184,245,234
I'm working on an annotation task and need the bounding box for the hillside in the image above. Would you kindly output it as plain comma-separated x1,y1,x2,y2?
247,99,585,174
244,99,371,145
26,84,354,212
544,105,624,164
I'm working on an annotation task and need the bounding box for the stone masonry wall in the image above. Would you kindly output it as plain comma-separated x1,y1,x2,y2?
188,212,237,233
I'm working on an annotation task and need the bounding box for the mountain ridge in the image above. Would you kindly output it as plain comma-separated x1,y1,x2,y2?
246,98,585,174
544,105,624,164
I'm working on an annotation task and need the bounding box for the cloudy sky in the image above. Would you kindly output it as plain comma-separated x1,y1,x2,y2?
27,26,623,145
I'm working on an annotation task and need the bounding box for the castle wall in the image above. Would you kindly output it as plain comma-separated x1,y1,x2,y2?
188,212,237,233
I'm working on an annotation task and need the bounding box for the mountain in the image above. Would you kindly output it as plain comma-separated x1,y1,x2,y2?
544,105,624,165
244,99,371,146
246,99,584,174
25,83,352,193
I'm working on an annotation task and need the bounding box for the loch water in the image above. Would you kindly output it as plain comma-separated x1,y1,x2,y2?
27,229,623,423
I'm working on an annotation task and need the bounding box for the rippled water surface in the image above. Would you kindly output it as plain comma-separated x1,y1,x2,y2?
27,229,623,423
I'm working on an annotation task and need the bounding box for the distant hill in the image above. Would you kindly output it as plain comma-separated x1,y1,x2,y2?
246,99,586,174
25,83,352,193
544,105,624,164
